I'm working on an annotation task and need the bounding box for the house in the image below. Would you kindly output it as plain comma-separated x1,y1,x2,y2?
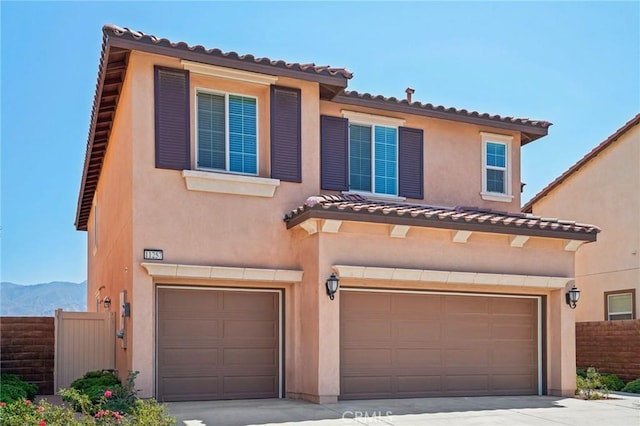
523,115,640,323
76,24,599,403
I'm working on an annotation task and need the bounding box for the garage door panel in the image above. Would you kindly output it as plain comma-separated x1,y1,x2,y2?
157,288,279,402
159,319,220,339
342,293,391,314
394,320,441,340
341,291,538,399
395,348,441,365
343,348,392,365
343,320,392,340
223,348,277,365
397,375,442,392
161,347,218,367
223,319,277,339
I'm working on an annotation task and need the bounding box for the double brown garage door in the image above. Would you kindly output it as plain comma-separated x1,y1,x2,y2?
341,290,539,399
157,287,279,402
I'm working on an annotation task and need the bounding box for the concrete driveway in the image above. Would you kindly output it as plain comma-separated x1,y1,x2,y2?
166,394,640,426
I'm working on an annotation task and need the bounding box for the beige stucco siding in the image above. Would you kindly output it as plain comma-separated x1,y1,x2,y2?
531,124,640,322
86,55,135,378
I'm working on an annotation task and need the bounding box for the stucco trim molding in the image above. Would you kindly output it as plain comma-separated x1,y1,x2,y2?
332,265,572,289
141,262,303,282
181,60,279,85
182,170,280,197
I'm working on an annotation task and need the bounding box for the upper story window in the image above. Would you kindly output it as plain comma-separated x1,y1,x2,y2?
196,91,258,175
349,124,398,196
605,289,636,320
480,132,514,202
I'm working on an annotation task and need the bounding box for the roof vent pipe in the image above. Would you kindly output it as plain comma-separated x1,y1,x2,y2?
405,87,415,103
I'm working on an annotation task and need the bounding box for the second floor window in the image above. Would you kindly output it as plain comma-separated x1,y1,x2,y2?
197,91,257,174
486,142,507,193
349,123,398,195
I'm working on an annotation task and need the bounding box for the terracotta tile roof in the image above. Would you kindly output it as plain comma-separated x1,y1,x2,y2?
523,113,640,213
333,91,552,144
285,194,599,241
104,24,353,80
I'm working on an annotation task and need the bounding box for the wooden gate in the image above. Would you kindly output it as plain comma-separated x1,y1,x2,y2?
54,310,116,390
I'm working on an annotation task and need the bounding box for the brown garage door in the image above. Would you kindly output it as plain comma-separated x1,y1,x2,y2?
157,287,280,402
341,290,538,399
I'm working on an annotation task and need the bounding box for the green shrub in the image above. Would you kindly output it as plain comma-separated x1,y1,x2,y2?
576,367,609,399
128,399,176,426
622,378,640,393
67,370,122,411
576,368,587,379
0,374,38,403
599,373,625,392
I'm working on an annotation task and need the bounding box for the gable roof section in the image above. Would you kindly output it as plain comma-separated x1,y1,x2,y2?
334,91,551,145
285,194,599,241
523,113,640,213
75,24,353,231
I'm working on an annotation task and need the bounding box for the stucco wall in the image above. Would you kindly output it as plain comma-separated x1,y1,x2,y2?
86,56,135,380
530,124,640,322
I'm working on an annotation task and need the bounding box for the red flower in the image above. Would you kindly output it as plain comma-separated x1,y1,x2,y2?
38,406,45,413
25,400,32,406
39,421,46,426
104,390,113,398
0,402,6,407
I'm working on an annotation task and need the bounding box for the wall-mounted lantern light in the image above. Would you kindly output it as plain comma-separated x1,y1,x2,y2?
103,297,112,310
566,285,580,309
326,273,339,300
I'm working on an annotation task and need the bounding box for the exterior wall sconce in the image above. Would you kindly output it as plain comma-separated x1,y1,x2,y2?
326,273,339,300
103,297,112,310
566,285,580,309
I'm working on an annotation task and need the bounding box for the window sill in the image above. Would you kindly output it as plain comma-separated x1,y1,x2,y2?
182,170,280,197
480,192,514,203
343,191,407,203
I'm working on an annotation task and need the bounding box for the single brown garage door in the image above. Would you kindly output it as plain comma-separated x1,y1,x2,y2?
341,290,538,399
157,287,280,402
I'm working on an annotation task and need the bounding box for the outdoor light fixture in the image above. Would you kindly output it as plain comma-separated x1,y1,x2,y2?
566,285,580,309
103,297,112,310
325,273,339,300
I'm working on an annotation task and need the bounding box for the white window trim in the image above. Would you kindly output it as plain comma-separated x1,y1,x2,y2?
182,60,279,85
344,112,401,197
480,132,514,202
607,292,634,320
195,88,259,177
182,169,280,198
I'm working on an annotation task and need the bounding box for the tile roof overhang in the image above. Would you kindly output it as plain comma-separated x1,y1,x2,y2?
75,24,353,231
333,92,551,145
284,194,599,242
523,113,640,213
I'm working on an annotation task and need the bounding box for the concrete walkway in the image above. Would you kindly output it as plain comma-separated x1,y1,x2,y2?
166,394,640,426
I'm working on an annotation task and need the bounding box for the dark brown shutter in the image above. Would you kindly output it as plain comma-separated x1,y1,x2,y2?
270,86,301,182
320,115,349,191
398,126,424,199
154,67,190,170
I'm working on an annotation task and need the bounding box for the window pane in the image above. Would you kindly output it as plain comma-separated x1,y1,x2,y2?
349,124,372,192
197,93,225,170
609,313,633,321
608,293,633,314
374,126,397,195
486,142,506,168
228,95,257,173
486,169,505,193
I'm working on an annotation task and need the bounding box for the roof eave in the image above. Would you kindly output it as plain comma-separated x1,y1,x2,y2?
332,93,550,142
285,207,597,242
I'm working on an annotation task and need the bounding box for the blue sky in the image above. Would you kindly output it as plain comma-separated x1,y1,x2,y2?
1,1,638,285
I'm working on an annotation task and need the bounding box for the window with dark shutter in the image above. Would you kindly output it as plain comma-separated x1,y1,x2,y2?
270,86,301,182
398,126,424,199
320,115,349,191
154,67,190,170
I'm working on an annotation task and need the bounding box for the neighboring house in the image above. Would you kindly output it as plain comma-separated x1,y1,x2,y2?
76,24,599,403
524,114,640,323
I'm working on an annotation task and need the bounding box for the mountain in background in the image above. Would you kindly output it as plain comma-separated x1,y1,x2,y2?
0,281,87,316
